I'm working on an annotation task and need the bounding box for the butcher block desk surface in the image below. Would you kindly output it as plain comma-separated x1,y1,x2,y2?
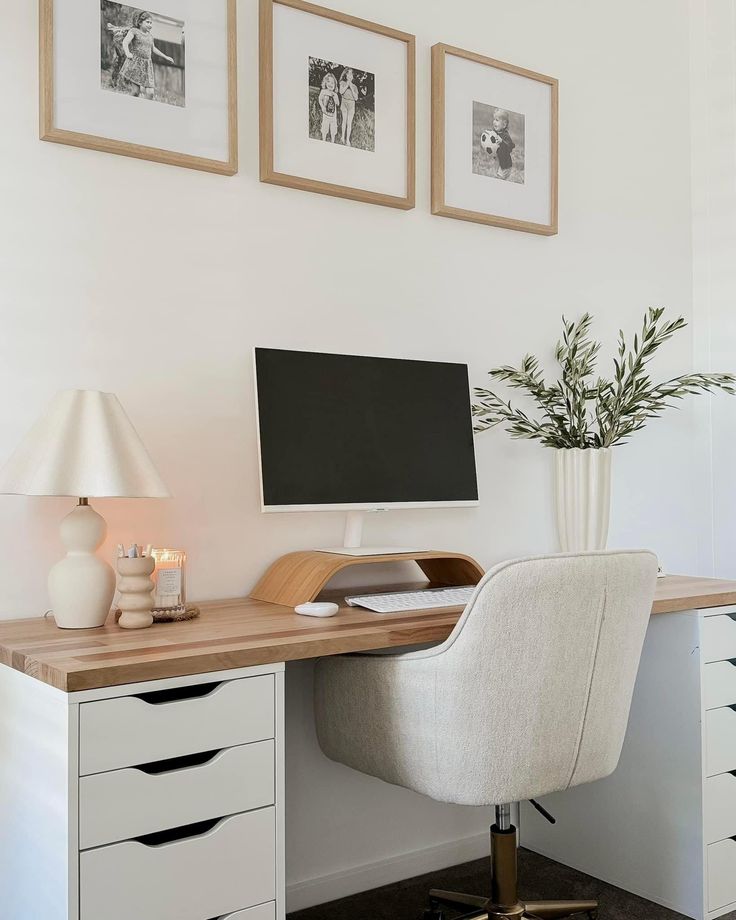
0,573,734,693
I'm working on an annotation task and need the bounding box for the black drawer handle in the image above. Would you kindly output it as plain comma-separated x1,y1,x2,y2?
135,749,221,775
206,913,248,920
134,681,224,705
135,814,230,847
205,915,248,920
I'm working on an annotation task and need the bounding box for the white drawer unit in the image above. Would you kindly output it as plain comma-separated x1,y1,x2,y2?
79,675,275,775
703,613,736,664
222,906,276,920
707,707,736,777
521,606,736,920
79,739,275,849
706,773,736,845
708,838,736,912
0,662,285,920
80,808,276,920
704,661,736,710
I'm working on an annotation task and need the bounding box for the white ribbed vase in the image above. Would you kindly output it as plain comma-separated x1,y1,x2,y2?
554,448,612,552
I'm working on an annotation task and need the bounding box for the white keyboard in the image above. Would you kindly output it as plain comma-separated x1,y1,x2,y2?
345,585,476,614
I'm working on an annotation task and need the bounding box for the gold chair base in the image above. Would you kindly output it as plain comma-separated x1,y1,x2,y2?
524,901,598,919
425,813,599,920
430,890,598,920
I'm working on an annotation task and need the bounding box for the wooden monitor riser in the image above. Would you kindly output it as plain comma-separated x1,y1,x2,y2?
249,550,486,608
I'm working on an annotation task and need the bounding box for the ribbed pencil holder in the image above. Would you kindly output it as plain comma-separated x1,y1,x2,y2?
116,556,156,630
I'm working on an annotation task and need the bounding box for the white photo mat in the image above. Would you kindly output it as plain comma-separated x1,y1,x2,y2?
42,0,236,172
261,0,415,209
272,4,406,196
433,45,558,234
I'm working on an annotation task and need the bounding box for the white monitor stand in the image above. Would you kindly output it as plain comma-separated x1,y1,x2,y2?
320,511,419,556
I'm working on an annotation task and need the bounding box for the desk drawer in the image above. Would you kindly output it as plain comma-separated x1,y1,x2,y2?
709,838,736,911
705,661,736,710
220,905,275,920
79,676,274,775
703,614,736,664
80,807,275,920
706,773,736,844
80,740,274,849
707,707,736,776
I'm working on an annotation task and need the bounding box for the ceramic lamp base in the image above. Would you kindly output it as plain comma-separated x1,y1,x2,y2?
48,502,116,629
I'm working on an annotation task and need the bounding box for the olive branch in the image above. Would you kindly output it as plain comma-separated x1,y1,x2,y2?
472,308,736,449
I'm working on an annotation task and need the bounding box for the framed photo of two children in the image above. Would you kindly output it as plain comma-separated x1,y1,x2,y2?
259,0,416,210
39,0,238,174
432,44,558,235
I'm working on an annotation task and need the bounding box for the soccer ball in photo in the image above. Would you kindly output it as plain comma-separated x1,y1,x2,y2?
480,129,502,156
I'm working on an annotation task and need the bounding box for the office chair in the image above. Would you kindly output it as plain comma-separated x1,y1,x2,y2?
314,550,658,920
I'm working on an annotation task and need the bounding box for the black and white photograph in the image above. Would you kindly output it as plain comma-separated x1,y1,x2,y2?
308,57,375,152
472,100,525,184
432,45,556,231
100,2,186,107
42,0,236,173
262,0,413,207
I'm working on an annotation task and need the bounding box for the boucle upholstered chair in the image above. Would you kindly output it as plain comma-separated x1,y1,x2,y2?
314,550,658,920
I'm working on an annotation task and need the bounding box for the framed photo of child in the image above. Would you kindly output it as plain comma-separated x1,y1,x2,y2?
431,44,558,235
39,0,238,175
260,0,416,210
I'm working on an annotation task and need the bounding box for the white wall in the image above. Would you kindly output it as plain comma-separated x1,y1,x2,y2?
691,0,736,579
1,0,709,909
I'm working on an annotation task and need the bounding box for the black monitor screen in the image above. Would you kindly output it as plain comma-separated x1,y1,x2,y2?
255,348,479,507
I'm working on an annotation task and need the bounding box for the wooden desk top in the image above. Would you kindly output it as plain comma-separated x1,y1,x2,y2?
0,574,735,693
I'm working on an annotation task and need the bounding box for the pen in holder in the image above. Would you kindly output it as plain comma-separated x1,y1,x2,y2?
116,555,156,629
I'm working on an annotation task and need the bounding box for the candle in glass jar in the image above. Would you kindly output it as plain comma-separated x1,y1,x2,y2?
151,548,186,613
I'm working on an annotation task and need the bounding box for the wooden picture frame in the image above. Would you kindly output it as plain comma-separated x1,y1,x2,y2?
39,0,238,175
431,43,558,235
259,0,416,209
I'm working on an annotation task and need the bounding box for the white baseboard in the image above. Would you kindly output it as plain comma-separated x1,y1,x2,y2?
286,832,489,913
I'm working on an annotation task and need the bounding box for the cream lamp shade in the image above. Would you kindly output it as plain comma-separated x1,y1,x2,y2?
0,389,169,498
0,390,170,629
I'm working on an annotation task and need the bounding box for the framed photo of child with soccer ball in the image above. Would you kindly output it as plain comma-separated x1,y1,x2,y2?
39,0,238,175
259,0,416,210
431,44,558,235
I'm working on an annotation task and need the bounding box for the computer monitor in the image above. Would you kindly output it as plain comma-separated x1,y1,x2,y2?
254,348,478,554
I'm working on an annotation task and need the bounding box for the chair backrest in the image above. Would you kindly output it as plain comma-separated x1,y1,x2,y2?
431,550,658,805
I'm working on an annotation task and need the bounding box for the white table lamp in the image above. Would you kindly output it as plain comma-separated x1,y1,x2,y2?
0,390,170,629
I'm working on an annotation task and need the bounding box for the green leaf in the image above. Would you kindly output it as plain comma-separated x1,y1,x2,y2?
471,308,736,449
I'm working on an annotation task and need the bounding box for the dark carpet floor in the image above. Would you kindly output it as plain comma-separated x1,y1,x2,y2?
288,848,734,920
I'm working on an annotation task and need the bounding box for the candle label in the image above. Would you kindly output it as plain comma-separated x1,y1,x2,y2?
156,568,182,600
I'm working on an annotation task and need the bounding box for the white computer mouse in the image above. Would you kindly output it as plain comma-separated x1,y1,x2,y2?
294,602,339,618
